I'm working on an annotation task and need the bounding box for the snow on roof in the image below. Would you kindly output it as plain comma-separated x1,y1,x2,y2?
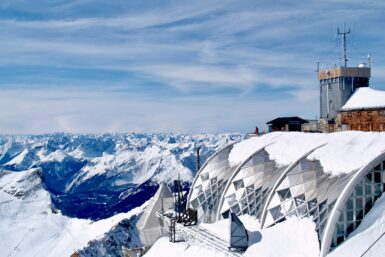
341,87,385,111
229,131,385,176
327,193,385,257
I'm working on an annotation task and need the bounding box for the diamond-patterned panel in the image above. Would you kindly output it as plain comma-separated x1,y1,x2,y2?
219,149,288,220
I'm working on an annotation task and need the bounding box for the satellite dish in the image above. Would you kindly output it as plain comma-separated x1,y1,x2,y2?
358,63,366,68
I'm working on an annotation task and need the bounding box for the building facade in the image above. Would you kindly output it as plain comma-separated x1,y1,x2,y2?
187,132,385,256
338,87,385,132
319,67,370,120
266,116,308,132
339,109,385,131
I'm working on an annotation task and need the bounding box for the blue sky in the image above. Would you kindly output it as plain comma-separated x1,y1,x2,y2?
1,0,385,134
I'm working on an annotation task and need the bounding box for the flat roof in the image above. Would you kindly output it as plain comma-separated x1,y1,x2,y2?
267,116,308,125
318,67,370,80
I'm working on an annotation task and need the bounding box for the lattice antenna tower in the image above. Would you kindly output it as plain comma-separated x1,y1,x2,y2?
337,25,351,67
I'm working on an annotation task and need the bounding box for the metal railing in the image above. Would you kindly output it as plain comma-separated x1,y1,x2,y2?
156,212,242,257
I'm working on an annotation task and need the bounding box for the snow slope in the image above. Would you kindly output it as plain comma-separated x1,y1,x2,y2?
243,217,319,257
145,215,319,257
229,131,385,176
145,237,226,257
0,168,148,257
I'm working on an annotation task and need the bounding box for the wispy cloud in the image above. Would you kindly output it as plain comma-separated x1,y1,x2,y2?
1,0,385,133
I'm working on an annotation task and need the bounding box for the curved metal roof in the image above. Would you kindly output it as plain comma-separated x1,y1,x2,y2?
320,151,385,256
216,147,286,221
187,132,385,256
186,140,241,222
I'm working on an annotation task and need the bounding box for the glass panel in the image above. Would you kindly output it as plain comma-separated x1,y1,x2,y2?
365,198,373,213
346,222,354,233
320,209,327,222
201,173,209,181
337,223,344,235
191,199,199,209
198,193,205,203
356,210,364,220
297,204,307,217
374,172,382,183
222,210,230,219
270,206,283,220
346,210,354,221
246,185,254,194
356,197,363,209
319,201,327,212
355,184,363,196
310,208,318,218
331,166,385,251
277,189,291,201
337,236,344,245
338,212,344,222
282,200,295,213
234,180,244,190
374,183,382,194
226,194,237,206
294,194,306,206
365,185,372,195
366,173,373,183
308,199,317,210
230,204,240,214
346,197,354,210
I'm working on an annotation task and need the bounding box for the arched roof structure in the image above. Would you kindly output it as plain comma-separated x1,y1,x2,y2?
187,132,385,256
186,141,241,223
319,151,385,256
216,147,287,221
260,149,353,253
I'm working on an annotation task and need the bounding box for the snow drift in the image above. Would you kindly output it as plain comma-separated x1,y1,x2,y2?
229,131,385,176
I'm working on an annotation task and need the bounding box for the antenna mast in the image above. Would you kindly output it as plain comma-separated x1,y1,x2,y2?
337,25,351,67
196,146,201,173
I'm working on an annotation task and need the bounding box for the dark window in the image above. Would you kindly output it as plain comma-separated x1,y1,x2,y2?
277,189,292,201
337,236,344,245
270,206,283,220
374,172,382,183
222,210,230,219
233,180,244,190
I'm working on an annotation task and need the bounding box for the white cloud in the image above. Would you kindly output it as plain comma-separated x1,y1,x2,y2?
0,88,318,134
1,0,385,133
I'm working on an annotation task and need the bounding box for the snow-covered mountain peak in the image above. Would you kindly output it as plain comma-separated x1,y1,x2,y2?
0,168,51,219
0,133,243,219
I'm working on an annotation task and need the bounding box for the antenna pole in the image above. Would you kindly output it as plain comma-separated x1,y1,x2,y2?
338,25,351,67
315,61,320,72
196,146,201,173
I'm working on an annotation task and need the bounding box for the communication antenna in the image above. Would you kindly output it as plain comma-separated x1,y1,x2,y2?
337,25,351,67
315,61,320,73
196,146,201,173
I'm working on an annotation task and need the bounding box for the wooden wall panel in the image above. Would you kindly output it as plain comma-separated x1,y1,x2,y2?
340,109,385,132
